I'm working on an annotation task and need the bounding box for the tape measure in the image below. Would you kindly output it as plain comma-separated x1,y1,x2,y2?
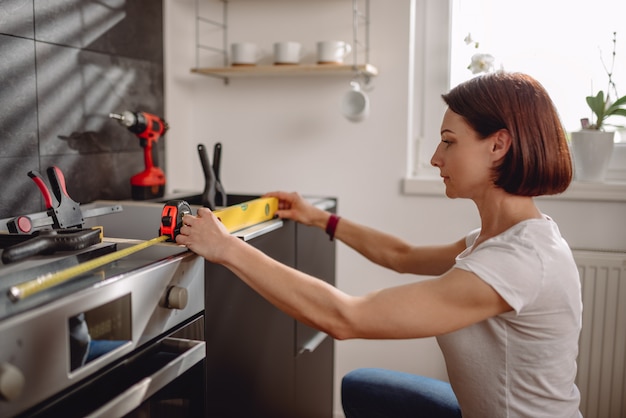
8,197,279,302
159,200,192,239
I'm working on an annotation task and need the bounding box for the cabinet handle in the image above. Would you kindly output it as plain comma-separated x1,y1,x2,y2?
234,219,283,241
298,332,328,355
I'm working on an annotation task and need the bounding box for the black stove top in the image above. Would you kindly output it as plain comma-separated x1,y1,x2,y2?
0,240,189,322
0,243,120,321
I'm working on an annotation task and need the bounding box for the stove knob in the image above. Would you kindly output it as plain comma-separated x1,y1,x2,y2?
166,286,188,310
0,362,25,401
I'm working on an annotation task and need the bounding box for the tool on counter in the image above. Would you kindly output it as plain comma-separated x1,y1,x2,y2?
198,143,227,210
7,197,278,302
0,166,123,234
212,142,227,207
159,200,192,239
1,228,103,264
213,197,278,233
109,110,169,200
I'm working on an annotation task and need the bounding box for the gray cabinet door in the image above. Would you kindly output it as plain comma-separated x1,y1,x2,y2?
204,221,296,418
203,198,336,418
294,217,336,418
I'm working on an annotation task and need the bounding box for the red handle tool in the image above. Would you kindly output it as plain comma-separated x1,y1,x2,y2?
7,167,86,233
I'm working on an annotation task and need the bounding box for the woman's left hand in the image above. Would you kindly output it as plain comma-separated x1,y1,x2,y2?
175,207,233,262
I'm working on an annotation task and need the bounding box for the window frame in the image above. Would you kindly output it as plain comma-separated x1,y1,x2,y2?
406,0,451,180
403,0,626,201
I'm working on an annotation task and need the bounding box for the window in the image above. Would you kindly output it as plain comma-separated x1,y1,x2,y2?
408,0,626,183
450,0,626,134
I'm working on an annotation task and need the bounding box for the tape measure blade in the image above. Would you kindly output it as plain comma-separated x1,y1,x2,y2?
10,235,170,301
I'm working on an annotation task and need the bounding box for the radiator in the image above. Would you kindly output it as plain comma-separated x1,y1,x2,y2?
573,249,626,418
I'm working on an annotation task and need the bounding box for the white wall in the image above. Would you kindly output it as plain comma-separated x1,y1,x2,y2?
163,1,626,416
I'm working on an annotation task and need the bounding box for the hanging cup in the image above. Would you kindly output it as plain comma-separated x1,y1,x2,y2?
341,81,369,122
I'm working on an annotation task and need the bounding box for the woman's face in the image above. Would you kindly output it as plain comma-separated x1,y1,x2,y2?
431,108,496,199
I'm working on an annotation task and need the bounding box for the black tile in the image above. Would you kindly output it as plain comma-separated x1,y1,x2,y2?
0,0,165,218
34,0,163,63
0,0,34,39
0,35,38,158
35,41,164,157
0,152,143,220
0,156,42,219
39,151,144,203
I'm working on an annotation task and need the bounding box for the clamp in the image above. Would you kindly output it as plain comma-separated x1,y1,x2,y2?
0,166,122,234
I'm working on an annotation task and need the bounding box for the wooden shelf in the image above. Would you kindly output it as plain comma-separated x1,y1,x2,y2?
191,63,378,79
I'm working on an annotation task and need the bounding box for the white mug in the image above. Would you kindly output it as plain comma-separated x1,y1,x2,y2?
273,41,304,64
341,81,369,122
230,42,262,65
317,41,352,64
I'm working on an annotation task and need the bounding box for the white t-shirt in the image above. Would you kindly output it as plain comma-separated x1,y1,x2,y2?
437,215,582,418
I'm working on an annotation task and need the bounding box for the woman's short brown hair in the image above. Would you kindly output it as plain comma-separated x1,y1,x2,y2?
441,72,572,196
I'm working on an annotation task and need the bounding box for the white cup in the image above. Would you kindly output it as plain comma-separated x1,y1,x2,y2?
273,41,304,64
230,42,262,65
317,41,352,64
341,81,369,122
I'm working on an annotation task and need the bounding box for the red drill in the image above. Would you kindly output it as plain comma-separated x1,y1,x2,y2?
110,111,169,200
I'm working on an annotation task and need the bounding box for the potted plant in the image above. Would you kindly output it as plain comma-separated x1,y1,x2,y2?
571,32,626,182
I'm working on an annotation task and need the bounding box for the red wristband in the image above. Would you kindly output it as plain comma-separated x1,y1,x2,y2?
325,214,341,241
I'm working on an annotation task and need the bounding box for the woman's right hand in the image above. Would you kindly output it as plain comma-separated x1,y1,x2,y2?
263,191,329,228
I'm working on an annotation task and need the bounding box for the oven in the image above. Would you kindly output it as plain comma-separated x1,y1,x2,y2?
0,237,206,418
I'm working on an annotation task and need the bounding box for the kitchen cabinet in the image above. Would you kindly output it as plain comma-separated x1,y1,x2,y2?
203,198,336,417
192,0,378,83
294,218,336,417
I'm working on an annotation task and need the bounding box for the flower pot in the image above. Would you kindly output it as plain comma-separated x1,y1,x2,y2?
570,130,615,182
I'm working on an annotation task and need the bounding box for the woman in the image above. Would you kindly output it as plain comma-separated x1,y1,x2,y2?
176,72,582,417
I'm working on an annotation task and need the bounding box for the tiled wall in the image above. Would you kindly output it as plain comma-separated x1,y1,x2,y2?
0,0,164,220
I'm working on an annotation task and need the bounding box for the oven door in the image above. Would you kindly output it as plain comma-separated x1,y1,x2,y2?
20,318,206,418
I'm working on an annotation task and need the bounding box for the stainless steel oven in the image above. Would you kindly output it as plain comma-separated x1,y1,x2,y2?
0,238,206,418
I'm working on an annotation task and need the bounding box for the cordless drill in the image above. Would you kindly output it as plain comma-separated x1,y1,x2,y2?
110,111,169,200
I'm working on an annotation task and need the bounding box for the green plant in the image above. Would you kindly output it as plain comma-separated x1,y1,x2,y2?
582,32,626,130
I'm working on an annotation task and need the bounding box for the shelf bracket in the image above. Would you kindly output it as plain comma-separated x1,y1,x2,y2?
351,0,372,87
194,0,229,84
